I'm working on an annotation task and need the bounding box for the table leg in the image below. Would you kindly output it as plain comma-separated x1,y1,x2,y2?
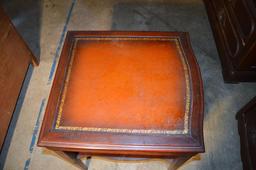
167,155,192,170
30,54,39,66
77,154,92,169
78,154,191,170
54,151,88,170
69,153,192,170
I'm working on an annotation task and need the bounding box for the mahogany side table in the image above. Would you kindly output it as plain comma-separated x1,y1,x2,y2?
38,31,204,169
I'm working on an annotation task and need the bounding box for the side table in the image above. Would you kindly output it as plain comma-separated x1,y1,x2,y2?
38,31,204,169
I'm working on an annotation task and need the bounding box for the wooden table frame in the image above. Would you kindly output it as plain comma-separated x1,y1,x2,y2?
38,31,204,169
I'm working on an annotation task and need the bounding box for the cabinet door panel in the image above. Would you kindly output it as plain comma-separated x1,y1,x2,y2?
218,9,241,58
229,0,255,42
212,0,225,12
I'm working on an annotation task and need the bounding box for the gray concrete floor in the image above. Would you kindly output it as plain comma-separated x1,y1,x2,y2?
1,0,256,169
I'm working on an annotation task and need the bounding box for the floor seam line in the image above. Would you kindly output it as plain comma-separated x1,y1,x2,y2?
47,0,76,84
23,98,46,170
23,0,76,169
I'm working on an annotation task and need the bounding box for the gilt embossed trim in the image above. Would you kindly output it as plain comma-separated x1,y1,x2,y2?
54,37,191,135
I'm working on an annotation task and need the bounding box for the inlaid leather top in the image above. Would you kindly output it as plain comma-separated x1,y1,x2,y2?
57,38,188,134
38,32,204,155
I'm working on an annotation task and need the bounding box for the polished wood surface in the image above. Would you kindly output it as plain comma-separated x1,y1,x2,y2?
0,7,38,151
236,96,256,170
38,31,204,158
203,0,256,82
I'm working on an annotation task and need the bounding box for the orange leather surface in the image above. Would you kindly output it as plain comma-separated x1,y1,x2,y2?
60,40,186,131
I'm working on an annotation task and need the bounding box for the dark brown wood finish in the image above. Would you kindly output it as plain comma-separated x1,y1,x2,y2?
0,7,38,151
203,0,256,83
54,151,88,170
236,96,256,170
38,31,204,169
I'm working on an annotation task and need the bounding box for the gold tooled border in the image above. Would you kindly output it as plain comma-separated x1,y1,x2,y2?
55,37,191,135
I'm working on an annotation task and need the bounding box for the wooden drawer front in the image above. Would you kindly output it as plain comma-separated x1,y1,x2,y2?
217,9,241,58
226,0,255,44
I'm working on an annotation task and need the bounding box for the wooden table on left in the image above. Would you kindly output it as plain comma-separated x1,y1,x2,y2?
0,7,38,152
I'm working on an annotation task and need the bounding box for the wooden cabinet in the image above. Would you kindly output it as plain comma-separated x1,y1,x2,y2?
0,8,38,151
236,97,256,170
204,0,256,82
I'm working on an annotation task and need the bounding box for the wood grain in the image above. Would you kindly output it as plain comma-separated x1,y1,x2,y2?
38,31,204,157
203,0,256,82
0,7,38,151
